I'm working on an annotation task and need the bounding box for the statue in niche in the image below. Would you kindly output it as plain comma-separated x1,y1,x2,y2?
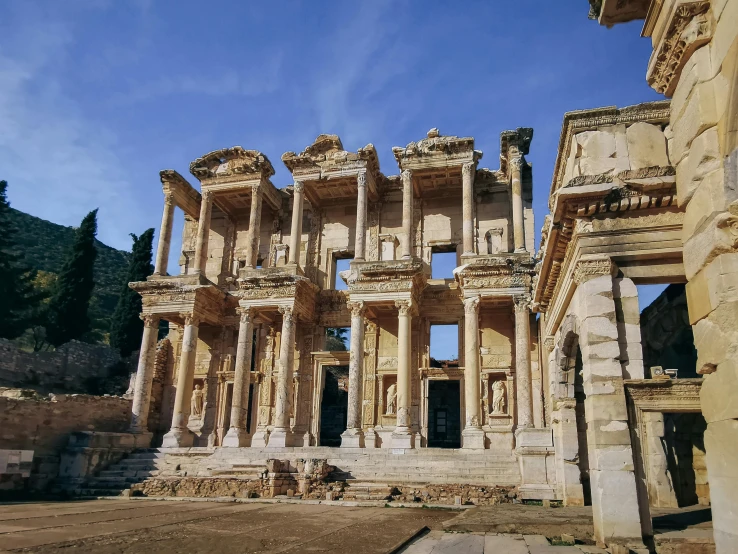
491,380,506,414
191,384,204,418
386,383,397,415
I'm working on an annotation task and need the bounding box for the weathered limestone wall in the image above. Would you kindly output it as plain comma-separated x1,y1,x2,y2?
0,339,124,393
475,191,511,254
0,389,131,490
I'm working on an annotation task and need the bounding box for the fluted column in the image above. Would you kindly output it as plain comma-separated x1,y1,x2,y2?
341,301,366,447
269,306,295,447
162,314,200,447
510,156,526,252
153,195,175,275
223,308,254,447
401,169,414,259
462,296,484,448
130,315,160,433
194,191,213,273
288,182,304,266
391,300,415,448
462,162,476,256
514,295,533,428
354,171,368,261
244,185,263,269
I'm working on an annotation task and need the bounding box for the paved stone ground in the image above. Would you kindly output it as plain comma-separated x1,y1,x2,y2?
399,531,606,553
0,499,454,553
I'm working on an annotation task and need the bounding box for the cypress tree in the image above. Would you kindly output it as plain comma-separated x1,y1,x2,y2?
46,209,99,347
0,181,44,339
110,228,155,357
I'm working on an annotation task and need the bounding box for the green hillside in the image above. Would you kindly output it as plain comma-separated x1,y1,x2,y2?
8,207,130,340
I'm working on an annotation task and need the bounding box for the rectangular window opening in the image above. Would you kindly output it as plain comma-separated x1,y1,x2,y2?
430,324,459,368
431,250,457,279
332,257,353,290
325,327,351,351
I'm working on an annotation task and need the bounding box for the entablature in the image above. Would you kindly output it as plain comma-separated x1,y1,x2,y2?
455,253,535,299
236,269,318,322
160,170,202,219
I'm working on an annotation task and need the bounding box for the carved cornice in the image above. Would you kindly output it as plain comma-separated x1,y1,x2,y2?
190,146,275,183
455,254,535,293
646,2,712,96
281,134,381,181
392,128,482,171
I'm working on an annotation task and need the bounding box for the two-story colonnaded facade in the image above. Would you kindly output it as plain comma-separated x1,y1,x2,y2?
128,128,545,462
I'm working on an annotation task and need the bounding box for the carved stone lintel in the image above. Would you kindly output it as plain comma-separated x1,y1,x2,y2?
572,257,617,285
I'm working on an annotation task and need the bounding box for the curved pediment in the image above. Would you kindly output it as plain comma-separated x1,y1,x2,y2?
190,146,275,183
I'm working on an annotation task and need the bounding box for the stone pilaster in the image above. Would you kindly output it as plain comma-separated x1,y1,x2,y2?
514,294,533,429
153,195,174,275
462,162,476,256
244,185,263,268
573,258,651,546
194,191,213,274
401,169,413,259
223,308,254,447
462,296,484,449
130,315,160,434
342,301,366,447
288,182,304,266
270,306,295,447
354,171,368,261
162,314,200,448
510,156,526,252
392,300,415,448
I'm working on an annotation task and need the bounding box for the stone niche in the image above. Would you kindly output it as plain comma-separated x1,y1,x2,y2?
379,374,398,428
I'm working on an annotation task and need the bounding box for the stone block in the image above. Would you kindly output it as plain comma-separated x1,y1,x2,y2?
590,445,635,473
703,418,738,551
587,419,632,447
701,358,738,423
686,253,738,321
676,127,721,206
626,122,669,169
710,0,738,72
671,80,719,164
515,428,553,448
576,130,617,159
682,166,727,238
589,469,644,544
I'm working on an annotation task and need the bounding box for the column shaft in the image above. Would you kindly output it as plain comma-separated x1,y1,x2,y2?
270,306,295,447
462,162,475,256
244,185,263,268
511,157,526,252
354,171,368,261
162,315,199,447
342,301,366,447
154,196,175,275
392,300,414,448
514,296,533,428
463,297,481,426
130,315,160,432
194,192,213,273
223,309,254,447
288,182,304,265
401,170,413,259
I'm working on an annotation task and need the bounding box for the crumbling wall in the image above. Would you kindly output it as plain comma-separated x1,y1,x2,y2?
0,388,131,490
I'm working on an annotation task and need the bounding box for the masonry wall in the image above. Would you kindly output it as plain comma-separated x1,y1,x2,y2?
0,389,131,490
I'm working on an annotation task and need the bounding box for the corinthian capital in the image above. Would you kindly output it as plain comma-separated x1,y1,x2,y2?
463,296,480,316
181,313,200,327
461,162,475,180
509,156,525,172
513,294,531,313
395,299,413,316
278,305,294,320
293,181,305,193
140,314,160,328
236,307,254,324
356,170,367,189
347,300,366,318
401,169,413,185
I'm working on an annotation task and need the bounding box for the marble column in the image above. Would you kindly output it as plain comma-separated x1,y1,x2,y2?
510,156,526,252
153,195,175,275
129,314,160,433
462,296,484,448
391,300,414,448
162,314,200,447
243,185,263,269
354,171,368,261
514,295,533,429
269,306,295,447
288,182,304,266
341,301,366,447
194,191,213,274
222,308,254,447
461,162,476,256
401,169,413,259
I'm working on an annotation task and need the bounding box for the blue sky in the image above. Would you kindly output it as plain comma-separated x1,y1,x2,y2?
2,1,668,357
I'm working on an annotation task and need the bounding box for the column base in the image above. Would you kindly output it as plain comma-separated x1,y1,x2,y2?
222,427,250,447
126,430,154,448
250,427,270,448
514,247,527,253
340,428,365,448
462,427,485,449
391,430,415,449
266,428,291,448
364,428,378,449
161,427,194,448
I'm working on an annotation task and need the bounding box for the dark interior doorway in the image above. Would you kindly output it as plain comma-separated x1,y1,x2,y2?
319,366,348,446
427,380,461,448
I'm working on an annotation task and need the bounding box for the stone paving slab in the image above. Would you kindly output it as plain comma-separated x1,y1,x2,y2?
402,532,589,553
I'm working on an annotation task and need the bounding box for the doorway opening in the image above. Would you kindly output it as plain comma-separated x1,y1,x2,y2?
319,365,349,446
427,380,461,448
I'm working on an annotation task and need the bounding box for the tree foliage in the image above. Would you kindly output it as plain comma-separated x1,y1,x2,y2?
110,228,155,357
0,181,45,339
45,210,99,347
325,327,348,351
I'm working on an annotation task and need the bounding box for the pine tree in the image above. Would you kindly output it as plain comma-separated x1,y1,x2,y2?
45,209,99,347
0,181,44,339
110,228,155,357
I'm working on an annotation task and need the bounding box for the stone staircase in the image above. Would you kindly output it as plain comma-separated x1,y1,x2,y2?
64,446,521,499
